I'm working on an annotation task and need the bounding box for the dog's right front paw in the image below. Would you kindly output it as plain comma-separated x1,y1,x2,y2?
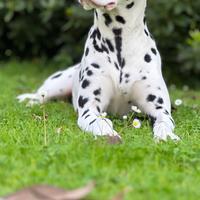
90,117,119,136
78,116,121,138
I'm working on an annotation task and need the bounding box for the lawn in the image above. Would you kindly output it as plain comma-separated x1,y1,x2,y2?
0,61,200,200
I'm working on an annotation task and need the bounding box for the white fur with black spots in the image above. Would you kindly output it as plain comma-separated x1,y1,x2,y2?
17,0,180,142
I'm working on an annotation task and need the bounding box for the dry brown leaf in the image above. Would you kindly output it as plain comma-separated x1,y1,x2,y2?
4,181,94,200
107,136,122,145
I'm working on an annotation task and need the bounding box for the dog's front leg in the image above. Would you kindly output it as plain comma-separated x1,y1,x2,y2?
73,73,120,138
131,77,180,142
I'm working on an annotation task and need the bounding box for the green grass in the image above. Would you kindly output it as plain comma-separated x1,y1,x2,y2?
1,61,200,200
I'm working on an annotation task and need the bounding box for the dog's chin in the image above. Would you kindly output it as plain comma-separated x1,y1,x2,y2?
104,2,117,11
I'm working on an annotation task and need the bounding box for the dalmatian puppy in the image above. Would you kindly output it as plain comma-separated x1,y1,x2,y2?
17,0,180,141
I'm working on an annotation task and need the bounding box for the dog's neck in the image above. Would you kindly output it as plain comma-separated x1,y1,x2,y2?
94,0,147,38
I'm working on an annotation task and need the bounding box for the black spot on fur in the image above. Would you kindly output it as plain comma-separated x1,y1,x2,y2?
126,1,134,9
147,94,156,102
82,79,90,89
78,96,88,108
89,119,96,125
82,109,89,117
113,28,122,35
95,10,98,19
119,71,123,83
114,62,119,70
85,47,89,56
90,29,109,54
93,88,101,96
107,56,111,63
142,76,147,80
87,70,93,76
103,13,112,26
125,73,130,78
121,58,126,68
51,73,62,79
156,106,163,110
96,28,101,40
105,39,114,52
95,98,101,102
144,54,152,63
164,110,169,115
96,106,101,113
101,44,109,54
151,48,157,55
144,29,149,36
91,63,100,69
115,15,126,24
79,71,81,81
79,71,84,82
113,28,124,68
157,97,164,104
85,115,90,119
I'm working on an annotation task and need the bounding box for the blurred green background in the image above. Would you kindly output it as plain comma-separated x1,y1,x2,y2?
0,0,200,85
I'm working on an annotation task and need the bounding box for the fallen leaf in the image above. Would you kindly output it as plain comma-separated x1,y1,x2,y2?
107,136,122,145
4,182,94,200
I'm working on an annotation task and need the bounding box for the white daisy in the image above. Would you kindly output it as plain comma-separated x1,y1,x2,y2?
101,112,107,118
132,119,141,129
131,106,141,113
123,115,128,120
56,127,62,134
175,99,183,106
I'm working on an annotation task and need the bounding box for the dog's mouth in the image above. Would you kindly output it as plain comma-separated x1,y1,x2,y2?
92,0,117,10
80,0,117,11
105,2,116,10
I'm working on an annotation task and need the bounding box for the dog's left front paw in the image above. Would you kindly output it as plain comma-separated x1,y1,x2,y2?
17,93,41,106
153,122,181,142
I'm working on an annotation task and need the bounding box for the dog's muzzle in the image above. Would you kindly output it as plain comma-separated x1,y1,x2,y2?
79,0,117,10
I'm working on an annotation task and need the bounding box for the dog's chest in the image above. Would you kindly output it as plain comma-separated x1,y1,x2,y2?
107,90,132,116
86,25,153,82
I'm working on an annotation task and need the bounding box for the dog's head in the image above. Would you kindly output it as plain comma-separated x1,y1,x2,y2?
79,0,118,11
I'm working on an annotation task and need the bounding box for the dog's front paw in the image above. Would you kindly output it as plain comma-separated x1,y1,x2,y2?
17,93,41,106
90,118,119,136
78,116,121,138
153,122,180,142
